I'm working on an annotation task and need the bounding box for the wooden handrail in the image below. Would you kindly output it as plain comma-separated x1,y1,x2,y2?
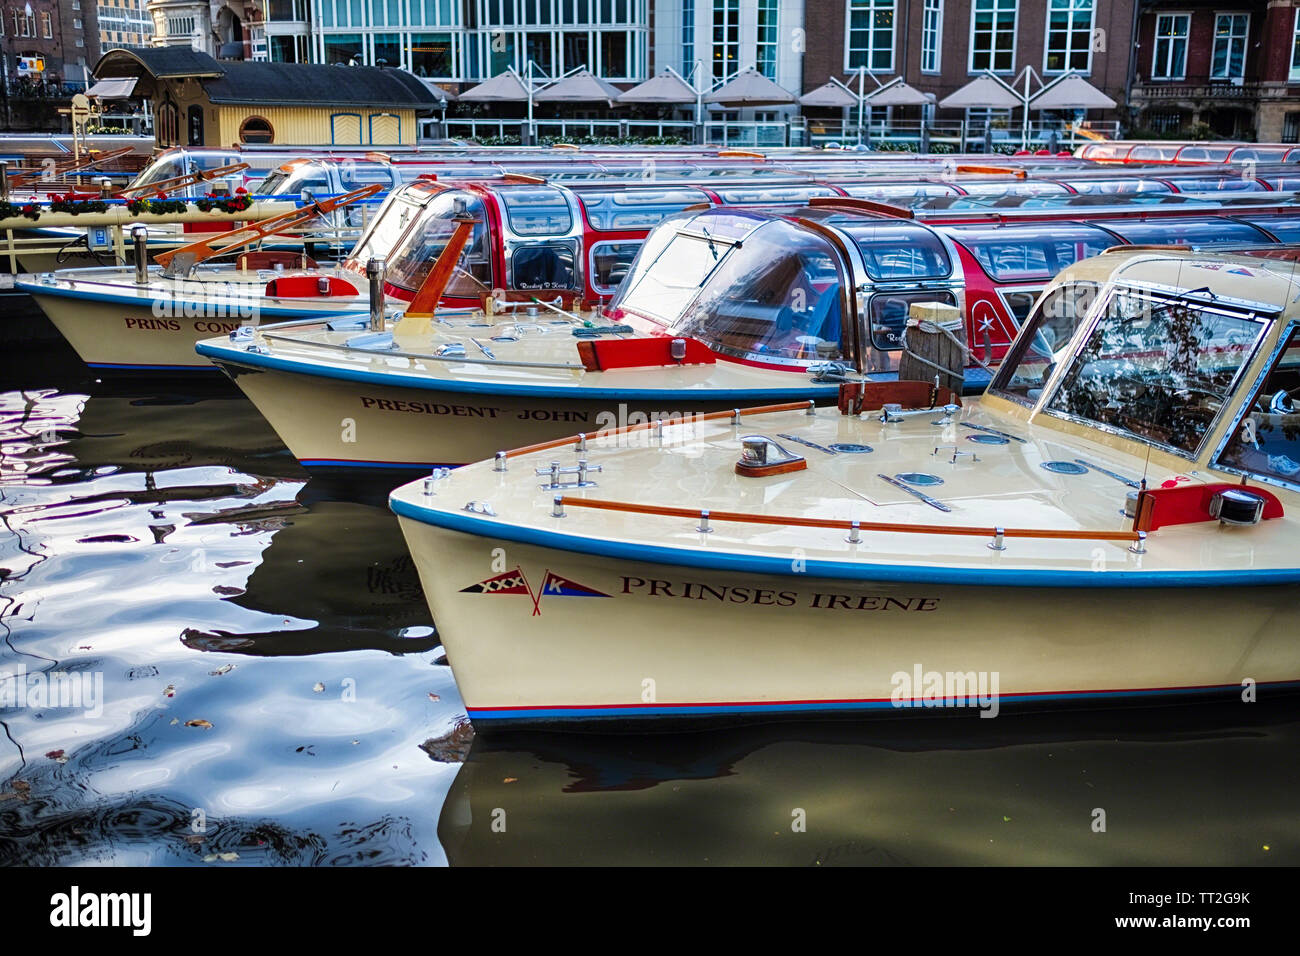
504,400,815,459
153,183,383,268
113,162,250,198
558,496,1143,544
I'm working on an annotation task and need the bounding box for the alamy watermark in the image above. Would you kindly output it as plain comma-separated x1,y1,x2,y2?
1,665,104,718
890,663,1000,718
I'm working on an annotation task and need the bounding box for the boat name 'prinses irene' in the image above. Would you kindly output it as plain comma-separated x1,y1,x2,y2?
620,577,941,611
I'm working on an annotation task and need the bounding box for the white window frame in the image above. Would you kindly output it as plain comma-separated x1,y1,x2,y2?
844,0,897,74
968,0,1017,75
1150,11,1190,81
712,0,740,82
1291,8,1300,82
921,0,942,75
1043,0,1095,75
1210,11,1250,81
756,0,779,79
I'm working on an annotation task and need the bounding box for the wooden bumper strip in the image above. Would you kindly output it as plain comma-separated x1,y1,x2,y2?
555,496,1142,544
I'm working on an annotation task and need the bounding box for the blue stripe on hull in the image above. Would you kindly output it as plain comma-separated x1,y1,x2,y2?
389,497,1300,588
467,680,1300,722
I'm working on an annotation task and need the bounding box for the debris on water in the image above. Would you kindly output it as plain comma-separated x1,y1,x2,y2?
45,749,68,763
212,585,244,596
1003,816,1012,823
419,719,475,763
181,627,254,652
427,693,440,702
209,664,234,676
169,718,179,725
203,852,240,863
312,682,325,693
163,684,175,698
0,780,31,802
504,777,518,784
185,719,214,730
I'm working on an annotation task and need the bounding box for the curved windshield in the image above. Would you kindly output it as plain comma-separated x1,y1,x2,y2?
945,223,1116,281
1175,145,1234,162
1045,288,1268,454
131,149,241,194
711,185,839,203
610,224,734,325
385,191,491,297
839,221,951,280
989,281,1102,405
1097,218,1270,246
1166,177,1265,193
842,182,961,200
345,189,430,267
670,219,848,364
255,169,290,195
959,180,1071,197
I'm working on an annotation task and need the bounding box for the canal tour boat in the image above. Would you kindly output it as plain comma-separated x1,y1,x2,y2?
27,162,1300,374
195,194,1300,470
388,245,1300,729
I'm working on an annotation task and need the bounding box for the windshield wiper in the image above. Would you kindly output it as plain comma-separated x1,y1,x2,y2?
701,226,719,261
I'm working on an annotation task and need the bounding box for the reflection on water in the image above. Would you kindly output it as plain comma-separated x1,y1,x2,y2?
2,353,1298,866
1,375,459,865
443,707,1300,866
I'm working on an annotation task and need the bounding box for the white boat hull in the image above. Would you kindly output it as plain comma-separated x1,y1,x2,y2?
395,520,1300,728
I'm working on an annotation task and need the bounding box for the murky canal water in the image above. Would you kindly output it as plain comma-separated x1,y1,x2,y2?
2,334,1297,866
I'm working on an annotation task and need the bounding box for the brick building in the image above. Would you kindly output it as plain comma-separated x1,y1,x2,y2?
1130,1,1300,142
2,0,100,86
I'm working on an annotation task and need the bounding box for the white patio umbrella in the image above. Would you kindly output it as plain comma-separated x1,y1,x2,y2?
705,68,796,107
457,69,532,103
866,79,932,107
1029,73,1117,111
617,70,698,105
534,68,623,105
799,81,857,108
937,74,1023,111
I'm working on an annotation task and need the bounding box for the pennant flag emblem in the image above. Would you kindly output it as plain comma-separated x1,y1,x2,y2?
460,568,531,595
460,567,609,615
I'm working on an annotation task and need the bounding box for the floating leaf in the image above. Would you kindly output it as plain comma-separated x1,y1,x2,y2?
312,682,325,693
1002,815,1011,823
185,719,213,730
503,777,518,784
45,749,68,763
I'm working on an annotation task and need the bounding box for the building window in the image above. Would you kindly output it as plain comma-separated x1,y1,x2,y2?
239,116,275,144
712,0,738,81
1291,9,1300,82
1283,111,1300,143
756,0,778,78
682,0,694,76
1151,13,1188,80
600,30,629,77
846,0,895,73
411,33,455,77
40,11,51,37
1211,13,1249,80
1044,0,1093,73
921,0,942,74
1147,109,1186,134
970,0,1016,74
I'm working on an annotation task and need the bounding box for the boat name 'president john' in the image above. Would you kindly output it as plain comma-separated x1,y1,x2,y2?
620,577,940,611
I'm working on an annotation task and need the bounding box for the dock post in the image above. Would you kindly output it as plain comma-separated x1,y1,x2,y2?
132,227,148,284
367,257,386,331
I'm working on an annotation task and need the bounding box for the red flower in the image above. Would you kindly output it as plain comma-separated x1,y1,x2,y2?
235,186,248,194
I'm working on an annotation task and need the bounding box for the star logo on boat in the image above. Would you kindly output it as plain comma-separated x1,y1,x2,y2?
460,567,610,615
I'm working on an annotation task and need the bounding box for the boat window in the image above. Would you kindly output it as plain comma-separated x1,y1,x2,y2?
1165,177,1265,193
255,170,290,195
589,240,643,294
1214,324,1300,487
999,289,1041,325
339,162,396,188
671,219,849,364
1228,146,1290,163
865,290,958,374
841,182,960,200
989,281,1101,406
1129,145,1182,162
1045,289,1268,454
1242,215,1300,242
499,187,573,237
1175,145,1234,162
958,180,1071,197
711,185,839,203
385,192,491,297
1262,176,1300,192
1066,179,1171,195
576,187,712,231
1097,218,1270,246
945,223,1115,282
839,222,951,280
1080,144,1132,162
610,227,733,326
511,240,577,291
